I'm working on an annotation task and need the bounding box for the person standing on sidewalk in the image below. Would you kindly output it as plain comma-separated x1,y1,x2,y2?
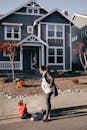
39,66,54,122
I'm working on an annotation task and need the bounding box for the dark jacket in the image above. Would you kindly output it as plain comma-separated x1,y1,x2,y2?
44,71,58,96
44,71,54,88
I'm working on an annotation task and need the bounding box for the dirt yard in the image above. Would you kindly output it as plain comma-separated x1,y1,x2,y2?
0,76,87,96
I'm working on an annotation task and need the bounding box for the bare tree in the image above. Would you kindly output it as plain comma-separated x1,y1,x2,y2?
0,41,19,81
73,42,87,73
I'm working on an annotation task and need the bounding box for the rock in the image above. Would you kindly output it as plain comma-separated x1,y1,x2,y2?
58,89,63,94
63,89,72,94
73,89,80,93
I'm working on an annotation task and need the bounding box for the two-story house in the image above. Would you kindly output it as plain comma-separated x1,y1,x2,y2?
72,14,87,70
0,0,72,74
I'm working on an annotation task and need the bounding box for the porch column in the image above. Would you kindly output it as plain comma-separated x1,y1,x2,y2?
42,45,44,65
20,47,23,70
39,47,41,67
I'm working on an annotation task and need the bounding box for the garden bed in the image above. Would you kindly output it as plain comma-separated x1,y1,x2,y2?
0,76,87,96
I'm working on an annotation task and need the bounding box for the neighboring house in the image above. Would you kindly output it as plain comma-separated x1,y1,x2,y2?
72,14,87,70
0,0,72,74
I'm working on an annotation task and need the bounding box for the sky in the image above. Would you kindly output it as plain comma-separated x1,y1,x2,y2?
0,0,87,18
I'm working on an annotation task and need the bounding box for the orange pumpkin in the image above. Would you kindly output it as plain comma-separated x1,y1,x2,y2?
72,79,79,84
17,80,25,87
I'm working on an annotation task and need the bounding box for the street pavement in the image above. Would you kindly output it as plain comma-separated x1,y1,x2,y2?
0,110,87,130
0,90,87,129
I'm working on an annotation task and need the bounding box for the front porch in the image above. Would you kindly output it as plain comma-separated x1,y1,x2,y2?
0,34,47,75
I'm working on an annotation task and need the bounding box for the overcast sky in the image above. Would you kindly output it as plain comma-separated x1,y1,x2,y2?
0,0,87,18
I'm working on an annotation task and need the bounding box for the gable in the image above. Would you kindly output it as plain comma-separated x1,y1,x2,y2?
34,9,73,25
0,0,48,20
41,11,70,24
18,34,48,47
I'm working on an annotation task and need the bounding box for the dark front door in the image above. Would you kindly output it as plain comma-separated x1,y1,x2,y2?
23,47,31,71
23,47,39,71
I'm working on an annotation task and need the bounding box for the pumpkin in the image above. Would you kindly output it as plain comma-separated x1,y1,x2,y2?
17,80,25,87
72,79,79,84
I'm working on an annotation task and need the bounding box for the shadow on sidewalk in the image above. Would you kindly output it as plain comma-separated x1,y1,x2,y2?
0,105,87,122
49,104,87,121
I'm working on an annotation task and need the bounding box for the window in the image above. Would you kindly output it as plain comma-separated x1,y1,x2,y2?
27,8,39,15
48,24,64,46
72,35,78,42
5,26,21,40
56,25,63,37
34,9,39,14
81,31,85,38
48,24,63,38
48,48,63,64
27,26,33,34
57,49,63,63
48,49,55,63
48,25,55,37
28,9,33,13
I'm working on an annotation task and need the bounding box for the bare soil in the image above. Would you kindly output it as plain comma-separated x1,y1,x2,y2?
0,76,87,96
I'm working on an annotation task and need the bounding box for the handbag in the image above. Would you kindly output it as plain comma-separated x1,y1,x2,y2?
52,84,58,97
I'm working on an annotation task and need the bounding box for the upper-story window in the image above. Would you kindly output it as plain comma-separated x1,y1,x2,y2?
48,24,64,46
48,24,63,38
27,7,40,15
72,35,78,42
5,26,21,40
27,26,33,34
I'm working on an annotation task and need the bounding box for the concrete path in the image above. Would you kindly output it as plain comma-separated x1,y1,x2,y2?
0,90,87,120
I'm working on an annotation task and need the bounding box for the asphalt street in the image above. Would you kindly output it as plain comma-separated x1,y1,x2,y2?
0,111,87,130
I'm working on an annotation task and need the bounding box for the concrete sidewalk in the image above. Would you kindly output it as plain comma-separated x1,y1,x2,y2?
0,90,87,120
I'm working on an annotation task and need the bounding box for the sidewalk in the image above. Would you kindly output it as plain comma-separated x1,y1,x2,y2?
0,90,87,120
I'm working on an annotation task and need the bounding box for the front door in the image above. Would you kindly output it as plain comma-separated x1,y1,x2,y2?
23,47,31,71
31,49,37,69
23,47,39,71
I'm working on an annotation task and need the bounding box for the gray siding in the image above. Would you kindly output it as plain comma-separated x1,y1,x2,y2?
40,9,48,14
42,12,70,24
16,8,48,15
41,24,46,42
65,26,70,70
0,14,41,41
16,7,26,13
48,39,63,46
48,65,63,71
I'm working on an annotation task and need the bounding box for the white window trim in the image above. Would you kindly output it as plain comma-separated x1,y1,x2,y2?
15,12,43,16
2,22,23,26
47,47,64,65
26,7,40,15
4,26,21,41
47,23,64,48
27,26,34,34
48,24,63,39
46,23,65,67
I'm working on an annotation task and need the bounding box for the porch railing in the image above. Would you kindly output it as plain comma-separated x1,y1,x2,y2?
0,61,20,70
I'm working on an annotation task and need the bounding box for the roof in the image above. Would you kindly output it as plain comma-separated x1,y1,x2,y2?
0,14,4,18
72,14,87,28
34,8,73,25
18,34,48,47
72,14,87,21
0,0,48,20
